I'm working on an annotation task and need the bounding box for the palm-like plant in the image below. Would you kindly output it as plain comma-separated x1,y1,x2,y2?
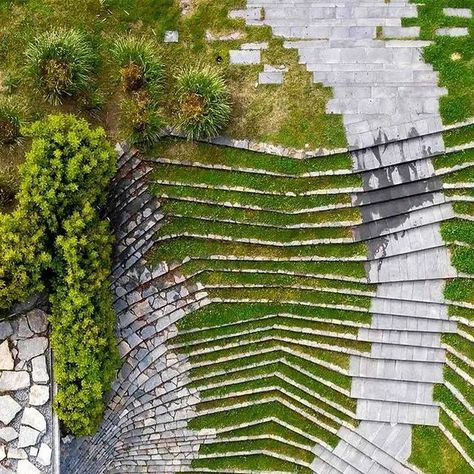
25,29,96,104
175,65,231,140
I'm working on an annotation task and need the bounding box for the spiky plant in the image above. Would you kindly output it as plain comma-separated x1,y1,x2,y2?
175,65,231,140
0,97,27,146
112,36,164,95
25,29,96,104
120,93,164,148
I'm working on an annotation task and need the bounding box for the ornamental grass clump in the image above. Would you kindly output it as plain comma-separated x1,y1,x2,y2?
25,29,96,104
120,94,164,148
175,65,231,140
112,36,164,96
0,97,27,146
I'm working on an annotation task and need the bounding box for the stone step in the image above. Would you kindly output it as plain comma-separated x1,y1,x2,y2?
358,191,447,224
353,202,454,242
357,422,412,461
349,356,444,382
351,378,434,405
356,399,439,425
351,133,444,172
312,443,359,473
358,328,441,348
370,343,445,362
313,70,439,86
370,295,449,320
354,175,442,207
366,224,447,260
347,115,444,150
375,280,446,303
370,314,456,333
339,424,414,473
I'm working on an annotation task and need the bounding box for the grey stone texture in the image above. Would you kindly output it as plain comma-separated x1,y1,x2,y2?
229,49,261,64
443,8,472,18
231,0,457,472
436,27,469,37
163,30,179,43
62,145,213,473
0,310,53,473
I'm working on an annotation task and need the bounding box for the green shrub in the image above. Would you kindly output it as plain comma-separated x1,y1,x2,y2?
175,65,231,140
50,203,119,435
0,97,26,146
112,36,164,96
25,29,96,104
0,114,118,435
19,114,116,232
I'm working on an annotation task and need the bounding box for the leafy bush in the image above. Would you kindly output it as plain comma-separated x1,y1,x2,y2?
175,65,231,140
0,114,119,435
112,36,164,95
25,29,96,104
0,97,26,146
50,203,119,435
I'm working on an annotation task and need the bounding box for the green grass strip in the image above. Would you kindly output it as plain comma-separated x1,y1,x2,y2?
151,182,353,211
410,425,472,474
150,238,367,263
160,199,361,226
151,163,362,193
158,217,353,241
178,302,371,331
153,138,353,173
444,124,474,148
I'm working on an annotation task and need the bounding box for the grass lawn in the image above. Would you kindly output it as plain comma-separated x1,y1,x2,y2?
0,0,346,200
410,426,472,474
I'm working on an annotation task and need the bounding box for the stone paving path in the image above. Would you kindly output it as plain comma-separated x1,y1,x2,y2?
234,0,457,472
61,146,216,473
0,310,54,474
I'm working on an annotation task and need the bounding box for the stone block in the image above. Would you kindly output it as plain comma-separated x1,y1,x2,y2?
164,31,179,43
443,8,472,18
0,395,22,424
258,71,284,84
0,340,14,370
229,49,261,65
436,27,468,37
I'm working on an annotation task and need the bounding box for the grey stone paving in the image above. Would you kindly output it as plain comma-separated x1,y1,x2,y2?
0,311,53,474
61,145,215,473
436,27,469,37
234,0,456,472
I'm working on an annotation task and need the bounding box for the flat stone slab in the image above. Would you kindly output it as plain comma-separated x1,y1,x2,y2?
443,8,472,18
229,8,262,21
258,71,284,84
0,340,14,370
229,49,261,65
241,42,268,50
164,30,179,43
0,395,22,424
436,27,469,37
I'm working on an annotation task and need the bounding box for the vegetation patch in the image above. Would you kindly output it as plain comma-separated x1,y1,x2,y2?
404,0,474,123
0,114,119,435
